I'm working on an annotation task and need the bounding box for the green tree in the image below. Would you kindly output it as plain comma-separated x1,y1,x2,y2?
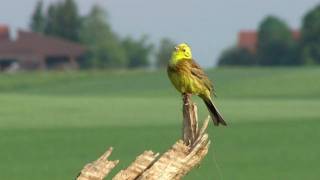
217,47,257,66
44,0,81,42
257,16,296,66
30,0,45,33
79,5,127,68
301,4,320,64
44,4,60,36
122,36,153,68
155,38,175,68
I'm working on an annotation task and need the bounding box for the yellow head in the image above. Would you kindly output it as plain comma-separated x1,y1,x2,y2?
170,43,192,65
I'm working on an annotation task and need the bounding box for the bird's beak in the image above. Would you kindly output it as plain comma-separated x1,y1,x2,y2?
174,46,179,51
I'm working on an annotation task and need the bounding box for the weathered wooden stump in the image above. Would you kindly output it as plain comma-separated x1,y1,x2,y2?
76,94,211,180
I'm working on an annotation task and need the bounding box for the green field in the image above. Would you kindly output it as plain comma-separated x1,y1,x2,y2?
1,67,320,179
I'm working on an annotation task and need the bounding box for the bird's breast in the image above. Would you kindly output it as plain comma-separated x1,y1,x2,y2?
167,64,202,95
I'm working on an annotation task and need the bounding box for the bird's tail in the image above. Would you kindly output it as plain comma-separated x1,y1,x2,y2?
202,97,227,126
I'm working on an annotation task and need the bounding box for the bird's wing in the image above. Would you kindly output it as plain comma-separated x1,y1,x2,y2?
187,59,216,96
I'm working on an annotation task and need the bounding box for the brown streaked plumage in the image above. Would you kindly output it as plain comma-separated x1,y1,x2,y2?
167,43,227,126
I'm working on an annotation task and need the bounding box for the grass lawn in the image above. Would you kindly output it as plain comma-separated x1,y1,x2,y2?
0,67,319,179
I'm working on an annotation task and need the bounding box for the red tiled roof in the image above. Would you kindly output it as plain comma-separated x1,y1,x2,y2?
0,30,86,58
237,31,257,53
238,30,301,53
0,25,10,42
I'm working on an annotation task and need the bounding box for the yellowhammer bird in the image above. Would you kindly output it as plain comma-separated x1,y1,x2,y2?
167,43,227,126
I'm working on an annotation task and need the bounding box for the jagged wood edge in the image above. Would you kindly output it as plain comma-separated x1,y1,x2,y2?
113,151,159,180
76,148,119,180
76,94,211,180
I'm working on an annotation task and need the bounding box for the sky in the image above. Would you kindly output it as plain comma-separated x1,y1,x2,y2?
0,0,319,67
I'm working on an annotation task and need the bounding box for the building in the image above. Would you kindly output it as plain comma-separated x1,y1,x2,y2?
237,30,300,53
0,25,86,72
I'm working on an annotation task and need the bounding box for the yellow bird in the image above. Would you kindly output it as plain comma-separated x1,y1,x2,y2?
167,43,227,126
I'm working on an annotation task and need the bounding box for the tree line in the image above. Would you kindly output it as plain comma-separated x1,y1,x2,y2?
218,4,320,66
30,0,175,69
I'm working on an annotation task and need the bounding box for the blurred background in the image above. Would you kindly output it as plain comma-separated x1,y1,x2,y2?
0,0,319,179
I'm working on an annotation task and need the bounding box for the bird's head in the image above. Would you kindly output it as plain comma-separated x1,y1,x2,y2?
170,43,192,65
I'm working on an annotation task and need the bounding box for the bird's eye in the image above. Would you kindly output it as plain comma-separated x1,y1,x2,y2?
182,49,186,52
